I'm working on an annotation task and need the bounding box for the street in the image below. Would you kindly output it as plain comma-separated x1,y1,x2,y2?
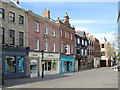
3,67,118,88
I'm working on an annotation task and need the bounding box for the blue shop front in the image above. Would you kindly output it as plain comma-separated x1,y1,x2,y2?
59,56,75,73
2,46,28,79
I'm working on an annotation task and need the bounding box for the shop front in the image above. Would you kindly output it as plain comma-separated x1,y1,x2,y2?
28,51,40,78
2,46,27,79
59,56,75,73
40,52,60,76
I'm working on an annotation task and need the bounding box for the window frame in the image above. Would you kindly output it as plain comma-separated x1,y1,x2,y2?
35,22,39,32
52,28,55,37
9,12,15,22
19,32,24,46
52,42,55,52
9,30,15,45
19,15,24,25
35,39,39,50
0,8,4,19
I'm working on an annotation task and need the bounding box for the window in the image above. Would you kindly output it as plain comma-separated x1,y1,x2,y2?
61,29,63,37
52,28,55,37
85,41,87,46
35,22,39,32
102,44,104,48
44,25,48,34
9,12,15,22
102,52,105,56
71,34,73,40
52,42,55,52
65,43,70,55
77,38,80,44
10,30,15,45
82,40,84,45
18,56,24,73
19,32,24,46
61,41,64,53
5,56,16,74
35,39,39,50
67,32,69,38
19,15,24,24
85,50,87,56
0,27,4,44
71,45,73,54
44,42,48,52
77,49,80,55
89,50,90,55
0,8,4,19
65,31,67,38
81,49,83,55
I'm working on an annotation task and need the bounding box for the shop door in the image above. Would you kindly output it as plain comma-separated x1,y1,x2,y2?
67,61,70,72
100,60,106,67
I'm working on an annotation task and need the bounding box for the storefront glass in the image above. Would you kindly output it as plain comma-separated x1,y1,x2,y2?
5,56,16,74
52,62,56,70
18,56,24,73
63,62,67,72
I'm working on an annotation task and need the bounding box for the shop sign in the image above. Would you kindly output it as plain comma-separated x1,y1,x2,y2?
30,62,37,65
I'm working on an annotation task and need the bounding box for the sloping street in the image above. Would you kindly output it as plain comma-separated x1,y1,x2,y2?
3,67,118,88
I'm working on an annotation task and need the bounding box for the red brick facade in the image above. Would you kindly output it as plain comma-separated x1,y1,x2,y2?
27,10,60,52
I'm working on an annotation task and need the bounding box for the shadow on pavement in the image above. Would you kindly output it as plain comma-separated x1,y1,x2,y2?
3,73,71,88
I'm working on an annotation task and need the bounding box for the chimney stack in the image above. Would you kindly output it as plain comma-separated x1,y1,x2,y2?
43,9,50,19
86,33,89,37
90,35,93,38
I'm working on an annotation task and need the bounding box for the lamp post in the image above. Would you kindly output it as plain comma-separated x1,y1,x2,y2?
73,55,76,74
41,50,44,78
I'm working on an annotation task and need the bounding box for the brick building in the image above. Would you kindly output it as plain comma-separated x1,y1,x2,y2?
27,9,60,77
0,0,28,79
75,31,88,71
86,33,94,69
94,38,101,68
56,12,76,73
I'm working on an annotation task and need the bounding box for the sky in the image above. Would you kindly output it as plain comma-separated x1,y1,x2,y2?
20,2,118,44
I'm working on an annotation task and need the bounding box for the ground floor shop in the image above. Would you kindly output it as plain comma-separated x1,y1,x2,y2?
94,57,100,68
2,46,27,79
28,51,60,78
59,56,75,73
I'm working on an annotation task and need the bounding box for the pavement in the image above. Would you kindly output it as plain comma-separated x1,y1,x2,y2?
2,67,118,88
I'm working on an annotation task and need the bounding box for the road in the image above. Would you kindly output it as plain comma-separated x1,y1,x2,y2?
3,67,118,88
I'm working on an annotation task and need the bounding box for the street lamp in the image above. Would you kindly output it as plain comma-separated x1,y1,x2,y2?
73,55,76,74
41,50,44,78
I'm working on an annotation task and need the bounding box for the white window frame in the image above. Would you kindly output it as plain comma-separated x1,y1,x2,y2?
35,22,39,32
52,28,55,37
61,41,64,53
71,34,73,40
65,44,70,55
81,49,83,55
82,40,84,45
35,39,39,50
52,42,55,52
67,32,69,39
44,25,48,34
77,38,80,44
44,42,48,52
71,45,73,54
61,29,63,37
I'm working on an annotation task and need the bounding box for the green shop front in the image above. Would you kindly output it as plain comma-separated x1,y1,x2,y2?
2,46,28,79
59,56,75,73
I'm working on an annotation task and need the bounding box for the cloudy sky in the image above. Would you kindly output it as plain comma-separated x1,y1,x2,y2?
20,2,118,44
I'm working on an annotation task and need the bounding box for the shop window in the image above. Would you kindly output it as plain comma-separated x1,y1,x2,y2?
9,12,15,22
48,62,51,71
18,56,24,73
10,30,15,45
19,15,24,25
5,56,16,74
0,8,4,19
52,62,56,70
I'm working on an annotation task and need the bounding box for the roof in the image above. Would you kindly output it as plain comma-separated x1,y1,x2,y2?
76,31,86,38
